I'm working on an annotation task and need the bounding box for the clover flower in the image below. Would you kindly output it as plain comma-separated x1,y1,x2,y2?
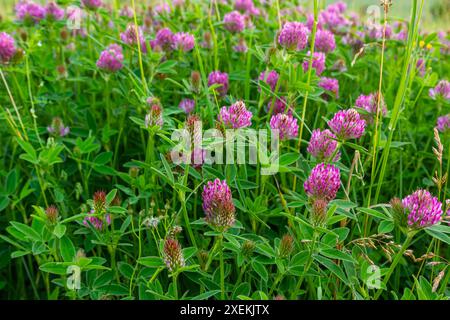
47,117,70,137
179,98,195,114
402,190,443,228
82,0,102,10
327,108,366,140
202,179,236,231
172,32,195,52
45,2,64,21
436,114,450,133
278,234,294,258
315,29,336,53
304,163,340,201
155,28,174,50
234,0,259,15
355,92,387,123
163,238,185,272
219,101,252,129
145,105,164,128
278,22,309,51
429,80,450,101
258,70,279,92
45,205,59,224
0,32,17,64
266,97,291,115
83,191,111,230
208,71,229,96
120,24,147,53
96,44,124,72
307,129,340,162
302,51,326,76
319,77,339,99
269,113,299,140
15,1,45,23
223,11,245,33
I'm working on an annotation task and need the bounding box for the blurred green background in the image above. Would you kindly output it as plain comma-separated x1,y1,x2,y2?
0,0,448,31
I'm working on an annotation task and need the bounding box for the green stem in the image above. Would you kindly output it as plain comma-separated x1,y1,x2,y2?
374,232,415,300
291,231,318,299
219,235,225,300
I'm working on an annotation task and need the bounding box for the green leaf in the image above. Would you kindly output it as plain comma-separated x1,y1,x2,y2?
94,152,113,165
53,224,66,239
314,255,349,285
160,153,174,183
39,262,72,275
105,189,117,206
320,248,355,263
251,260,268,282
279,153,300,166
10,221,41,242
357,207,391,221
6,169,18,194
424,228,450,245
378,220,394,234
16,138,37,163
60,236,76,262
138,256,165,268
190,290,221,300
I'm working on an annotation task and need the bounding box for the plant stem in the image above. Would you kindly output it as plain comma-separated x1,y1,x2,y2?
374,232,414,300
219,234,225,300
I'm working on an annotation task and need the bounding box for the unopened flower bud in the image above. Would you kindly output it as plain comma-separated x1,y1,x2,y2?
279,234,294,258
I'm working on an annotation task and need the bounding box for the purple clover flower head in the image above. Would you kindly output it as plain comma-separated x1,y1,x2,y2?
307,129,340,162
202,179,236,231
278,22,310,51
208,71,229,96
47,117,70,137
15,1,46,24
258,70,279,92
83,209,111,230
355,92,387,124
0,32,17,64
219,101,252,129
179,98,195,113
172,32,195,52
328,108,366,140
402,190,443,228
154,3,171,16
82,0,102,10
306,13,325,32
45,2,64,21
416,58,426,77
266,97,291,115
119,5,134,18
234,0,254,12
303,163,341,201
319,77,339,99
155,28,174,50
319,3,349,32
436,114,450,133
368,24,393,40
315,29,336,53
269,113,299,140
145,105,164,129
163,238,185,272
429,80,450,101
96,44,124,72
223,11,246,33
302,51,326,76
120,25,147,53
304,163,340,201
233,39,248,52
